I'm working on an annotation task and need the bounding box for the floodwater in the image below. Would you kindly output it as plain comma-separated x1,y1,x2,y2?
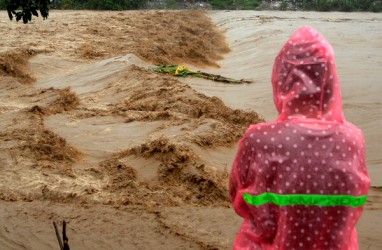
0,10,381,250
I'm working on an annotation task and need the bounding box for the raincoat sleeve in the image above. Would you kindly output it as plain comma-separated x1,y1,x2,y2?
229,136,251,218
230,129,277,243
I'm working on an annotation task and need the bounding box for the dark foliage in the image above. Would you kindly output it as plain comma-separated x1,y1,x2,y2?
1,0,380,12
297,0,382,12
209,0,261,9
6,0,50,23
59,0,148,10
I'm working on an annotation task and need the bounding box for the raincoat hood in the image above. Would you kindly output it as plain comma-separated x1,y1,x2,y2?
272,26,344,122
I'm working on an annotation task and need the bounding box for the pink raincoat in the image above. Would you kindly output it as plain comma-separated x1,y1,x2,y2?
230,26,370,250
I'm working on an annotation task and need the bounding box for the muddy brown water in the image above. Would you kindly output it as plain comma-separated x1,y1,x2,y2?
0,10,381,249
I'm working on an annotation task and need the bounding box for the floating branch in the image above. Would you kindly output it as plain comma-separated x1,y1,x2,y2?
154,65,252,84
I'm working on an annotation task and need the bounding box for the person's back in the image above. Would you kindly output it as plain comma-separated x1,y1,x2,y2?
230,26,370,250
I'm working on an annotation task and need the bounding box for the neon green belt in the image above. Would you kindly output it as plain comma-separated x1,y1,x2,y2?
243,192,367,208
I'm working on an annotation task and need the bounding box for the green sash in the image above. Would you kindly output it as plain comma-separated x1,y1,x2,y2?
243,192,367,208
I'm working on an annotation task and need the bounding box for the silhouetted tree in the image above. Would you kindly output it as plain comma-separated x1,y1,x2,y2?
6,0,50,23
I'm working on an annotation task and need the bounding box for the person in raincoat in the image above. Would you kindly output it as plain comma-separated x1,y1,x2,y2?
229,26,370,250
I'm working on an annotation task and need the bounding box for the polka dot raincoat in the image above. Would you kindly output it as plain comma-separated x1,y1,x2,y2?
229,26,370,250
